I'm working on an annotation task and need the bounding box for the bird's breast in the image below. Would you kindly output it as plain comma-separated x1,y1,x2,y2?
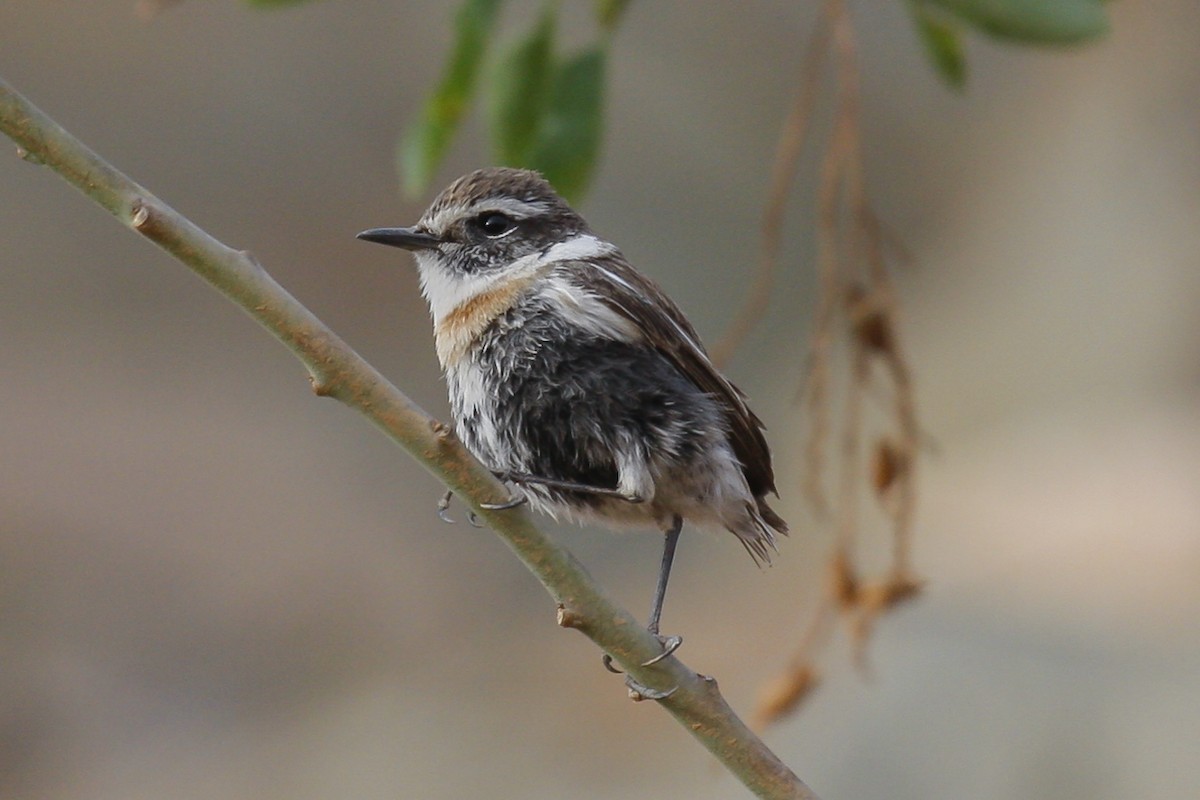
433,274,540,368
433,271,640,369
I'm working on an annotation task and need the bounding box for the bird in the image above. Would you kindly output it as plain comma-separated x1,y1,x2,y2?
357,167,787,667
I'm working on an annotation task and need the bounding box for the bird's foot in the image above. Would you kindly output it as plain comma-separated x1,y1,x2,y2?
436,490,455,524
478,492,528,511
623,675,677,701
436,489,505,526
601,632,683,700
640,634,683,666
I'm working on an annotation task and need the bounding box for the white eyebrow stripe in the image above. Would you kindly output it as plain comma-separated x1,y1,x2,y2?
476,197,555,219
424,197,556,233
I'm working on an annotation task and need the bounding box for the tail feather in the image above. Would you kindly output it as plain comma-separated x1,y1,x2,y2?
757,496,789,536
731,497,789,566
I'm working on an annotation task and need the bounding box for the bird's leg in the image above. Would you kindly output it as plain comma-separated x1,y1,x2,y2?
602,516,684,700
495,471,646,504
485,471,678,698
643,515,684,663
647,515,682,638
481,471,646,511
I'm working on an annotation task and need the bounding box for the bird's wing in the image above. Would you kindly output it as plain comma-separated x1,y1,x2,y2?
570,254,778,498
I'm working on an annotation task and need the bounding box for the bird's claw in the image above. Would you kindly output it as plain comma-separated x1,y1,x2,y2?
436,490,455,524
437,488,522,524
640,634,682,666
478,492,528,511
601,633,683,679
624,676,678,701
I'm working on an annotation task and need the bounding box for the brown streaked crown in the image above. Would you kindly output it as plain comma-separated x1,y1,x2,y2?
417,168,593,275
423,168,575,225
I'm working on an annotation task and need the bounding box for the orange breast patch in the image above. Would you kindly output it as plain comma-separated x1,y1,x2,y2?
434,275,537,367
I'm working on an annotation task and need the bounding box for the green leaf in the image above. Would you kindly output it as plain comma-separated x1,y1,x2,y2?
593,0,632,32
928,0,1109,44
398,0,504,197
910,3,968,88
527,48,606,203
488,5,556,166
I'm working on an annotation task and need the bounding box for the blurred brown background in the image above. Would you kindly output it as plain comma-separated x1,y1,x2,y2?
2,2,1198,798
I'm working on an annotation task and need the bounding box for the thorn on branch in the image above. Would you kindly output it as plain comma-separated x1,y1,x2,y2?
309,373,335,397
240,249,265,271
130,200,150,231
556,603,583,629
15,145,44,164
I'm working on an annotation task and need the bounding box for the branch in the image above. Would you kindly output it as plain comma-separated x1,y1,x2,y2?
0,76,820,800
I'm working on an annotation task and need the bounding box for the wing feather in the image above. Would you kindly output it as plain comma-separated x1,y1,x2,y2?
570,254,779,499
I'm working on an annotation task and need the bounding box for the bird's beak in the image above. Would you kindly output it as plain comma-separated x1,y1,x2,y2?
356,226,443,251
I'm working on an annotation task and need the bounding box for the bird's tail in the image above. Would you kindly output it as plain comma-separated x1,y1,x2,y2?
731,498,788,566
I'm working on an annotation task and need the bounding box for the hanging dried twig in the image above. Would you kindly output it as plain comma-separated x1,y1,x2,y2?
738,0,924,728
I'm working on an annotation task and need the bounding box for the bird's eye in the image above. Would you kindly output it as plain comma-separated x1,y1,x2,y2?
476,212,517,238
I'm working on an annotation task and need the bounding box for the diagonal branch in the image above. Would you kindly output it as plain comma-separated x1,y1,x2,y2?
0,76,820,800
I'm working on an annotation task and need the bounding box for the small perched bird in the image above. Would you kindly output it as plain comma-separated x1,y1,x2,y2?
358,167,786,658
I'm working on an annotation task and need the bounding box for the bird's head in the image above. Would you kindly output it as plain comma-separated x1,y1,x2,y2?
358,168,594,322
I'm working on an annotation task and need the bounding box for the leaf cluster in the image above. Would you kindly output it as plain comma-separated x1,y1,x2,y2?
907,0,1110,88
247,0,1110,194
398,0,623,203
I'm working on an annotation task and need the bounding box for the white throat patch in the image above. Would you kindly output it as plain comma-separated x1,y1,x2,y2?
416,234,617,325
